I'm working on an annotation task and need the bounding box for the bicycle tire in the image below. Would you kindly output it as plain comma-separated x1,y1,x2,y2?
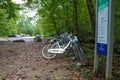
74,42,87,65
42,44,57,59
71,43,79,58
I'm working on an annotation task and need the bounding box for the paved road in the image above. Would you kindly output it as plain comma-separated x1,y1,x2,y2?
0,37,35,42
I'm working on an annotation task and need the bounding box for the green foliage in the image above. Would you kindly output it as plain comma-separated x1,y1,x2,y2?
0,0,20,37
0,0,20,19
82,43,94,59
0,12,34,37
114,0,120,53
17,15,34,35
34,0,92,39
81,69,94,77
0,17,17,36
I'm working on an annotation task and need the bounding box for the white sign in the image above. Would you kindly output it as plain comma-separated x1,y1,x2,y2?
98,7,108,44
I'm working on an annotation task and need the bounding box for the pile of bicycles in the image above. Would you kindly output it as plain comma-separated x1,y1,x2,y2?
42,32,87,65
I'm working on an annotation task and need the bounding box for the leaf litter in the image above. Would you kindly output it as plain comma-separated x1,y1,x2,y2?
0,42,102,80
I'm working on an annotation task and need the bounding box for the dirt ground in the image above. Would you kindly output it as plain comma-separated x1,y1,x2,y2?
0,41,90,80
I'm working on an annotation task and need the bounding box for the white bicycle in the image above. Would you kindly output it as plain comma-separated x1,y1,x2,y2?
42,33,74,59
42,33,87,65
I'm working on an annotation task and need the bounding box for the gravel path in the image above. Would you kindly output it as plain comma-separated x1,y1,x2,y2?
0,42,87,80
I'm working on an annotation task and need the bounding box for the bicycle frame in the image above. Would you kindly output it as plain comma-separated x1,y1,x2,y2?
47,38,72,54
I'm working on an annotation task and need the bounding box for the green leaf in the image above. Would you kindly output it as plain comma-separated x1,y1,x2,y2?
35,74,41,78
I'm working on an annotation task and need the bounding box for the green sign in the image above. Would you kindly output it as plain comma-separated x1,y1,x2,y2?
98,0,108,11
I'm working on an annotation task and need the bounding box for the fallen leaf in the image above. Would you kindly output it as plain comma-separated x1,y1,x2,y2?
35,74,41,78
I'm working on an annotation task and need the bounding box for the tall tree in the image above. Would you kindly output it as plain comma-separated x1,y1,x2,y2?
86,0,95,34
72,0,79,36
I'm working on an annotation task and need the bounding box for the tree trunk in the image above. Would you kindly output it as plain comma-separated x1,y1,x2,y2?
72,0,79,36
86,0,95,35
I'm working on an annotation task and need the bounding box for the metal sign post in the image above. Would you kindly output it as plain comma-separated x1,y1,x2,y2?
106,0,114,79
94,0,114,80
94,0,99,73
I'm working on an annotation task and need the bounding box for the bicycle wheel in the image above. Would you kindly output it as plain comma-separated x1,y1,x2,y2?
42,44,57,59
73,42,87,65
